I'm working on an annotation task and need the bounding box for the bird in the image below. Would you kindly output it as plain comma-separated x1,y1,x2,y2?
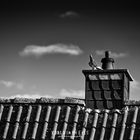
88,54,102,70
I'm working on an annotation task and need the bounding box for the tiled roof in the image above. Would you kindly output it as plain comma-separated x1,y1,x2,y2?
0,98,140,140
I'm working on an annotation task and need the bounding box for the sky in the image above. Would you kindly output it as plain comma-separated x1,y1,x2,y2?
0,1,140,100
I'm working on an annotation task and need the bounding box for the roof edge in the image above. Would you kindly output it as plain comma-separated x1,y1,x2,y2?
125,100,140,106
82,69,133,81
0,97,85,105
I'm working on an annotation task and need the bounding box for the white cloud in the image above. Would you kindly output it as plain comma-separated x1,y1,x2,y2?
130,79,140,100
95,50,128,58
0,80,14,88
130,80,140,90
9,94,52,99
0,80,23,90
19,44,83,57
59,11,79,18
59,89,84,99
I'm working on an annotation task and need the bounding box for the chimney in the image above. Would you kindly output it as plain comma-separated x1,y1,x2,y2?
82,51,133,109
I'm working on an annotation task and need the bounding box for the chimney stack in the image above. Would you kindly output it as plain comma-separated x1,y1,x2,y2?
83,51,133,109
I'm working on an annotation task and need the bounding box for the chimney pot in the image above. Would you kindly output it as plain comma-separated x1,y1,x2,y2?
101,51,114,70
105,51,109,58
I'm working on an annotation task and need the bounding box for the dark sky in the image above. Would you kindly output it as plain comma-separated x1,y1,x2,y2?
0,1,140,100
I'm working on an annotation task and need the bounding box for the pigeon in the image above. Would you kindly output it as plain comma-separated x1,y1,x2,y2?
88,54,102,70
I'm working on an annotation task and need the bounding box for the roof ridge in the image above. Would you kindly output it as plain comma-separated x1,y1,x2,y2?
0,97,85,105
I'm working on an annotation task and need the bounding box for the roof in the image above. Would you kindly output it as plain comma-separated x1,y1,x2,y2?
0,97,140,140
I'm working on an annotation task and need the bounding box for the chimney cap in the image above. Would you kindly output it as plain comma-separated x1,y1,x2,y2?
82,69,133,81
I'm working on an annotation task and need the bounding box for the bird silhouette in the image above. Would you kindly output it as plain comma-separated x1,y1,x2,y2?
88,54,102,70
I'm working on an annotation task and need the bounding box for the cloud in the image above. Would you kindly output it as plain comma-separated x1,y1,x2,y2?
131,79,140,90
130,79,140,100
9,94,52,99
0,80,23,90
19,44,83,57
59,11,79,18
59,89,84,99
95,50,128,58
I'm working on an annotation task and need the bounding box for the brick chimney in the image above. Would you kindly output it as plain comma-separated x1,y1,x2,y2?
82,51,133,109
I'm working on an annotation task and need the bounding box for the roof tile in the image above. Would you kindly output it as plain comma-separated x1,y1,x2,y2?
32,105,42,139
41,105,51,140
80,109,91,140
91,81,100,90
129,107,138,140
0,104,4,121
103,91,112,100
96,101,105,109
99,109,109,140
89,109,100,140
60,106,71,140
111,80,122,90
113,90,122,100
70,105,81,140
101,81,110,90
93,91,102,100
12,106,23,139
51,106,61,140
21,105,32,139
109,109,119,140
106,100,113,109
